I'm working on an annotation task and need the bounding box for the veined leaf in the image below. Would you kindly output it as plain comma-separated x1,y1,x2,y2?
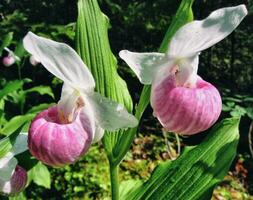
124,118,240,200
76,0,133,159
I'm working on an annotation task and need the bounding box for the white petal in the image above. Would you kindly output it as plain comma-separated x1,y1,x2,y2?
92,126,105,143
58,84,96,139
57,84,81,122
23,32,95,91
0,154,17,181
176,55,199,87
119,50,167,84
150,59,176,91
85,92,138,131
168,5,247,57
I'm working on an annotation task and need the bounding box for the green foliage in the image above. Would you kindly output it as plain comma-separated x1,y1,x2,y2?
0,127,20,158
1,114,35,136
0,32,13,56
222,90,253,120
28,162,51,189
123,118,240,200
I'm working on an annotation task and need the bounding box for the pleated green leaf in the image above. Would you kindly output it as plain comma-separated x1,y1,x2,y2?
76,0,133,160
123,117,240,200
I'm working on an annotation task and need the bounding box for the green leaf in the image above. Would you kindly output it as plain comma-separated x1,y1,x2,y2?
0,32,13,56
26,103,54,114
0,80,26,101
8,192,27,200
0,127,22,158
124,118,240,200
76,0,133,160
1,114,35,136
14,41,26,61
28,162,51,189
246,107,253,120
120,180,143,199
23,85,55,99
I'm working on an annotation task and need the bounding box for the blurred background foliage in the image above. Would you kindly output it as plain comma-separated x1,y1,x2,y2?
0,0,253,199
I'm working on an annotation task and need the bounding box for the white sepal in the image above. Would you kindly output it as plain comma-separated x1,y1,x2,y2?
58,83,96,139
0,154,17,181
119,50,166,84
23,32,95,91
11,133,28,156
168,5,247,58
176,55,199,87
85,92,138,131
92,126,105,143
0,133,28,182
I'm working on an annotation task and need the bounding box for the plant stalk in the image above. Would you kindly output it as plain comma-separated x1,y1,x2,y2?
109,164,119,200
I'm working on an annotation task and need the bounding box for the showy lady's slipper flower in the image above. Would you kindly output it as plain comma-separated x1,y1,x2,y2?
23,32,138,167
0,133,28,196
120,5,247,135
2,47,20,67
2,54,15,67
0,165,27,196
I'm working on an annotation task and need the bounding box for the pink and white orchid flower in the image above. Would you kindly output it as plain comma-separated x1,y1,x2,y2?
0,165,27,196
119,5,247,135
0,133,28,196
23,32,138,167
2,54,15,67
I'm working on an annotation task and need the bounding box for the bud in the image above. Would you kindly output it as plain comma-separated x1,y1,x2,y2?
2,55,15,67
151,74,222,135
28,106,93,167
0,165,27,196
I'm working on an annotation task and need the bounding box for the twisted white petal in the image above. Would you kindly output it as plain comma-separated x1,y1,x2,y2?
168,5,248,58
85,92,138,131
119,50,166,84
23,32,95,91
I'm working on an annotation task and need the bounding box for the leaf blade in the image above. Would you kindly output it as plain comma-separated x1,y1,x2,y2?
125,118,240,200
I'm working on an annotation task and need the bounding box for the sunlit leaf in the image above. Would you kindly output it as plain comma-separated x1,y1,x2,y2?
23,85,54,99
1,114,35,136
26,103,54,114
124,118,240,200
0,80,27,101
28,162,51,189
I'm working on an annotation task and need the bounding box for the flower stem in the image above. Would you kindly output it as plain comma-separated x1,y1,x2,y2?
109,164,119,200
